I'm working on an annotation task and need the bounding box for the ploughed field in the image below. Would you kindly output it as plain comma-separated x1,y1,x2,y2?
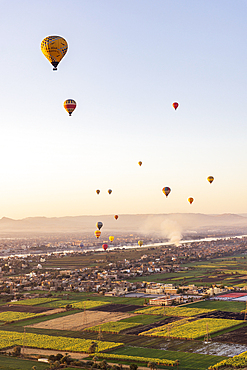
0,304,54,313
89,303,143,312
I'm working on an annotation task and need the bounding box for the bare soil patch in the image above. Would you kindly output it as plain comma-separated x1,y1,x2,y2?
123,316,180,335
216,326,247,344
198,310,245,320
27,310,136,331
0,305,54,313
89,304,143,312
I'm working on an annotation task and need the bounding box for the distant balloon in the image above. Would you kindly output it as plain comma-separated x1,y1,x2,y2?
109,236,114,242
41,36,68,70
64,99,76,116
172,102,179,110
207,176,214,184
96,222,103,230
138,161,142,166
162,187,171,197
114,215,119,220
96,190,100,195
95,230,101,239
108,189,112,194
188,197,194,204
80,242,84,248
102,243,108,251
138,240,143,247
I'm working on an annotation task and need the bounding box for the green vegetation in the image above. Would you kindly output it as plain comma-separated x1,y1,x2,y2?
0,354,47,370
93,353,176,367
140,318,244,339
46,299,110,309
109,346,228,370
185,299,246,312
0,311,41,322
120,314,165,325
0,330,123,352
12,298,58,306
87,321,140,333
3,309,82,328
135,306,215,317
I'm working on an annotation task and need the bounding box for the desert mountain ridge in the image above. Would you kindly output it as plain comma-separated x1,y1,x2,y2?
0,213,246,234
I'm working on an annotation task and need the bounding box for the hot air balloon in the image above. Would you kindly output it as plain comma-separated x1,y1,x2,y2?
41,36,68,70
95,230,101,239
188,197,194,204
80,242,84,248
108,189,112,194
114,215,118,220
207,176,214,184
96,190,100,195
109,236,114,243
64,99,76,116
138,240,143,247
102,243,108,251
162,187,171,197
172,102,179,110
96,222,103,230
138,161,142,166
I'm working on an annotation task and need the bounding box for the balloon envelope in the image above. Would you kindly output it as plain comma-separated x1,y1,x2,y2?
41,36,68,70
162,187,171,197
109,236,114,242
138,240,143,247
188,197,194,204
172,102,179,110
94,230,101,239
96,190,100,195
108,189,112,194
114,215,118,220
96,222,103,230
207,176,214,184
138,161,142,166
102,243,108,251
64,99,76,116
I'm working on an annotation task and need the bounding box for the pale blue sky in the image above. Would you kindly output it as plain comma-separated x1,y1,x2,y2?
0,0,246,218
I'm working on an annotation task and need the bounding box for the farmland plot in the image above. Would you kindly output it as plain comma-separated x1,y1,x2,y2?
140,318,244,339
135,306,215,317
27,310,136,331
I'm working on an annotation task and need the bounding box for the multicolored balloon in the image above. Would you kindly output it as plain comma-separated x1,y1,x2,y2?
109,236,114,242
96,189,100,195
95,230,101,239
96,222,103,230
138,161,142,166
172,102,179,110
102,243,108,251
108,189,112,194
64,99,76,116
162,187,171,197
41,36,68,70
207,176,214,184
188,197,194,204
114,215,118,220
138,240,143,247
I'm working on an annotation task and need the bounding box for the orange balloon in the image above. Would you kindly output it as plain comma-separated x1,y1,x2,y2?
188,197,194,204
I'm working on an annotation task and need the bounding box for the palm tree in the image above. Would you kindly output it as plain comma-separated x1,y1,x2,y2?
147,362,157,370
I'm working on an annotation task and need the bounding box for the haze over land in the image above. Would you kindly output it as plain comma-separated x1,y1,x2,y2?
0,214,247,238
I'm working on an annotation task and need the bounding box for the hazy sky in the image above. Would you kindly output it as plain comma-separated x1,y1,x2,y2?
0,0,247,218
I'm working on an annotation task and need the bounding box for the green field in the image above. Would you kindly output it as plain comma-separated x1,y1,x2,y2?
120,314,164,325
185,299,246,312
108,346,228,370
0,354,47,370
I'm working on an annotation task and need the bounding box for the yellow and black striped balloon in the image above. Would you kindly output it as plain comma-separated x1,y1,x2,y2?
41,36,68,70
